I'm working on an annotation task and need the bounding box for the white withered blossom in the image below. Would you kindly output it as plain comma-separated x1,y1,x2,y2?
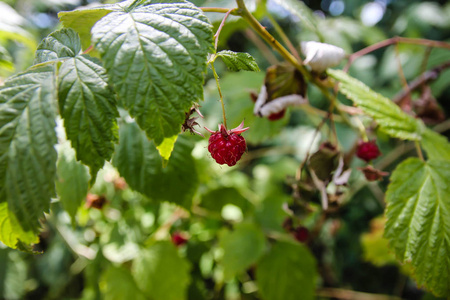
253,85,307,117
301,41,345,72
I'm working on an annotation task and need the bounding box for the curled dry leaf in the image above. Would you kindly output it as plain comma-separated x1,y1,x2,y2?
301,41,345,73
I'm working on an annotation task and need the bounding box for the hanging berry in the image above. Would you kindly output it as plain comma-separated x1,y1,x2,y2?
356,140,381,162
205,121,249,166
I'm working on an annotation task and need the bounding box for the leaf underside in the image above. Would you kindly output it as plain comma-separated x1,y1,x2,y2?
385,158,450,297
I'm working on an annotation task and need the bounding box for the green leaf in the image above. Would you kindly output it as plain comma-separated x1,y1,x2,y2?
34,28,81,64
156,135,178,166
113,122,198,208
55,144,90,224
219,223,266,280
35,29,119,175
384,158,450,297
0,45,14,73
421,129,450,161
0,65,57,232
91,1,213,145
216,50,260,72
328,69,424,140
200,187,252,215
0,202,38,249
256,241,317,300
132,241,191,300
271,0,323,41
58,5,115,50
100,266,146,300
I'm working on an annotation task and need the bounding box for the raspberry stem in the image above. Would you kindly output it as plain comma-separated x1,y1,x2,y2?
210,63,227,128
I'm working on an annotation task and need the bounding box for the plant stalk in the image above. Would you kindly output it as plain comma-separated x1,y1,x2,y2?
210,63,227,128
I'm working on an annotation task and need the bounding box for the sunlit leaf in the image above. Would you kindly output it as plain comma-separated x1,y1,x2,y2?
0,202,38,249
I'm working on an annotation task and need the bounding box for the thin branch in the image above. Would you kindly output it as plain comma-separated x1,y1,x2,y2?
392,60,450,104
394,43,409,92
200,7,239,15
317,287,403,300
214,8,235,51
344,36,450,72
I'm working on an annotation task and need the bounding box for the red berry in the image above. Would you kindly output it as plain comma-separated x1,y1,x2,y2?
171,232,188,246
267,109,286,121
293,226,309,243
205,121,249,166
356,140,381,162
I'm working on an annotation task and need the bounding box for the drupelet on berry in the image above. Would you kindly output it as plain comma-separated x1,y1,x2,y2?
205,121,249,166
356,140,381,162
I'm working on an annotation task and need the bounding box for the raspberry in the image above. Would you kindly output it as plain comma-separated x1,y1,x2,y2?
171,232,188,246
293,226,309,243
356,140,381,162
205,121,249,166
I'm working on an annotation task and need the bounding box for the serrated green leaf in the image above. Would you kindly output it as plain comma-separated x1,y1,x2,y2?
156,135,178,166
113,122,198,208
0,202,39,249
256,241,317,300
132,241,191,300
421,129,450,161
216,50,260,72
34,28,81,64
100,266,146,300
55,144,90,224
384,158,450,297
91,1,213,145
0,65,57,232
58,55,118,174
328,69,424,140
271,0,323,41
58,5,115,50
34,29,119,175
219,223,265,280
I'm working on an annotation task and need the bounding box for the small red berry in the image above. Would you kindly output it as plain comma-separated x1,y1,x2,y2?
267,109,286,121
293,226,309,243
85,193,108,209
171,232,188,246
205,121,249,166
356,140,381,162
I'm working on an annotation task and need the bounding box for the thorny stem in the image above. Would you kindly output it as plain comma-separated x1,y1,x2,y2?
213,8,235,51
210,63,227,128
265,13,302,62
344,36,450,72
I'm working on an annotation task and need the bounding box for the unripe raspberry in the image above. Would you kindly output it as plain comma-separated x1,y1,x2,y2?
356,140,381,162
205,121,249,166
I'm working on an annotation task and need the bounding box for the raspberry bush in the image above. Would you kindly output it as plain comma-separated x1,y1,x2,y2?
0,0,449,299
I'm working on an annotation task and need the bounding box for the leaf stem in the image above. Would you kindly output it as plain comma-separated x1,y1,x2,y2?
214,8,234,51
210,63,227,128
344,36,450,72
415,141,424,161
201,7,239,15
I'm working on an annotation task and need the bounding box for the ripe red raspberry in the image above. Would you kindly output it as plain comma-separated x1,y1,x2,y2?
293,226,309,243
205,121,249,166
356,140,381,162
171,232,188,246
